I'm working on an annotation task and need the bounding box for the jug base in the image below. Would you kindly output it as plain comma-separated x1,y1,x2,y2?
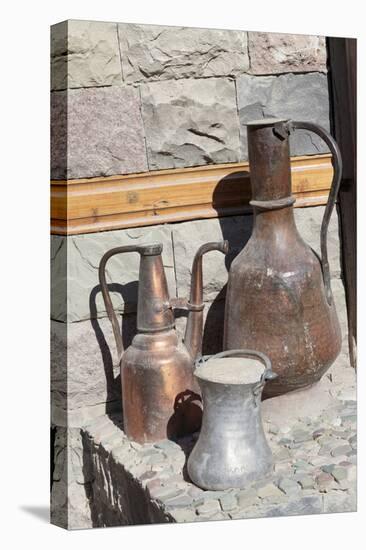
188,464,273,492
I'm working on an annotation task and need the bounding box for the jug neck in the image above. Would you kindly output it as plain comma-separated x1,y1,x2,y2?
137,249,175,333
252,206,297,238
247,118,292,201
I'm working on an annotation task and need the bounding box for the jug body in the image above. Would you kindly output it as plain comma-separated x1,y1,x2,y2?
224,118,342,397
122,331,201,443
187,350,275,490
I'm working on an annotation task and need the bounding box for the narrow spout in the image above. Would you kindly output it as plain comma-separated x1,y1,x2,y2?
184,241,229,361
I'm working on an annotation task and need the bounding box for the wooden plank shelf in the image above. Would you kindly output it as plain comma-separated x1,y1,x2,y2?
51,154,333,235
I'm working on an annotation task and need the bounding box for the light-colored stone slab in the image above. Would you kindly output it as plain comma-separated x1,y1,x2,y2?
141,78,241,170
51,20,122,90
51,86,148,180
294,207,341,279
236,73,330,158
172,215,252,302
51,225,175,322
118,23,249,82
51,317,122,422
51,236,67,321
248,32,327,75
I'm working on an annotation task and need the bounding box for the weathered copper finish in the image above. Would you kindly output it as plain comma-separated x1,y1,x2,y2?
224,118,342,398
99,241,228,443
187,350,277,490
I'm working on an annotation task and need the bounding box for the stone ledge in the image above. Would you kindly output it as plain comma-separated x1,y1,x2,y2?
79,396,356,527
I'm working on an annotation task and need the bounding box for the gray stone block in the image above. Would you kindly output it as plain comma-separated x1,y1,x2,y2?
248,32,326,75
293,207,341,279
323,491,356,513
141,78,241,170
51,225,174,322
51,92,67,180
172,215,253,303
51,316,124,424
51,427,94,529
236,73,330,158
51,20,122,91
51,236,67,322
118,23,249,82
260,495,323,517
51,86,147,180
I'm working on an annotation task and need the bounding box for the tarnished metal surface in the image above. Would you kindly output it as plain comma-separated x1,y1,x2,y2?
99,240,228,443
187,350,276,490
224,118,342,398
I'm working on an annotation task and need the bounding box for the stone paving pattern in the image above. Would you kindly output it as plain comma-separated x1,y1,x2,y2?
58,356,355,528
51,21,328,178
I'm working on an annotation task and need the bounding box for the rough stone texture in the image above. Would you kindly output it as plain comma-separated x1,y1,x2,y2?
118,23,249,82
248,33,327,75
51,427,94,529
51,236,67,323
51,92,67,180
51,225,174,322
141,78,241,170
51,321,67,426
294,206,341,279
51,318,122,427
51,86,148,180
79,417,172,528
72,386,356,528
236,73,330,158
51,20,122,91
173,214,252,303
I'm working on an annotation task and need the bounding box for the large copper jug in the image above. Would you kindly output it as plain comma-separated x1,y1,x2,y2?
99,241,228,443
224,118,342,398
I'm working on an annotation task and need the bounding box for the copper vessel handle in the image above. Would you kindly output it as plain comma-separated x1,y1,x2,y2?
98,245,158,365
290,121,343,305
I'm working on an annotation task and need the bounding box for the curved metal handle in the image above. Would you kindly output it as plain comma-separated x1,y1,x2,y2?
196,349,276,381
98,244,162,365
195,349,276,405
290,121,343,305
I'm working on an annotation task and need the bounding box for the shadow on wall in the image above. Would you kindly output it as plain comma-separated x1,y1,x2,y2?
89,281,139,428
202,171,253,355
88,170,255,423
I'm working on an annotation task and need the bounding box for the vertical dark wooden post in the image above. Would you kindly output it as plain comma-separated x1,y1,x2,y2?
327,37,357,367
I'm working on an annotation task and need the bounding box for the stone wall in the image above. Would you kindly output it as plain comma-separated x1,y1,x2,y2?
51,21,329,179
50,21,351,530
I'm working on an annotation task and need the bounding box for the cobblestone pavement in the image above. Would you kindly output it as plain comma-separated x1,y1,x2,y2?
80,351,356,526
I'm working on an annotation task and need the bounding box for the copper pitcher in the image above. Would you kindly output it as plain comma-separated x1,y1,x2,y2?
99,241,228,443
224,118,342,398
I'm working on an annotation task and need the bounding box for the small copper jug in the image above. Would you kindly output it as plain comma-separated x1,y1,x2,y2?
99,241,228,443
224,118,342,398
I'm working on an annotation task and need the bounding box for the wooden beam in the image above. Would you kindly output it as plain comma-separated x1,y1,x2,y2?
51,154,333,235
